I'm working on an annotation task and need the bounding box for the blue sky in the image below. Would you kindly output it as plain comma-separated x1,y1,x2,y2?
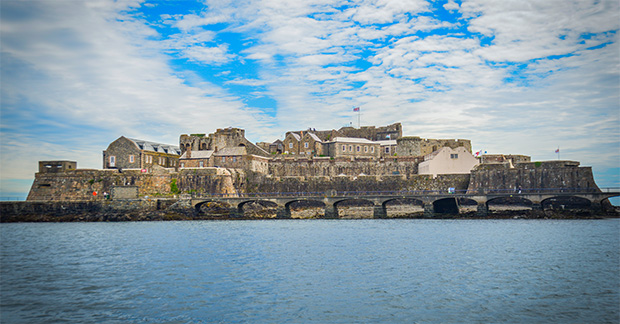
1,0,619,201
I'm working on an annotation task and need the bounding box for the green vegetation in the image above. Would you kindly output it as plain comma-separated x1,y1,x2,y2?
535,162,542,168
170,179,179,194
190,133,205,137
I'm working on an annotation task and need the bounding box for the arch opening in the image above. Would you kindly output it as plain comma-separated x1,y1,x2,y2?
542,196,592,215
384,198,424,218
335,199,374,219
196,201,231,217
287,200,325,219
239,200,278,218
457,198,479,215
487,196,533,214
433,198,459,215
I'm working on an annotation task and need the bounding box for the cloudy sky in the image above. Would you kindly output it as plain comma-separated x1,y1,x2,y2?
1,0,619,200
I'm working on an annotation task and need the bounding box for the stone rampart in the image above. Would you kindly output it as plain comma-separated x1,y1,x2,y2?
467,161,599,193
241,171,470,194
267,156,421,178
27,168,175,201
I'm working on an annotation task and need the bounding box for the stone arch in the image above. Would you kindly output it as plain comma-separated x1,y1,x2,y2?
382,197,424,218
195,200,231,216
286,199,326,219
237,200,278,218
487,196,533,213
334,198,375,218
541,196,591,211
433,198,459,214
201,143,207,150
457,197,479,214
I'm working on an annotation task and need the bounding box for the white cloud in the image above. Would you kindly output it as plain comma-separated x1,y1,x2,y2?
183,44,235,64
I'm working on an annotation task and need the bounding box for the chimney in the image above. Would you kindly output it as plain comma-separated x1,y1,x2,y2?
186,146,191,159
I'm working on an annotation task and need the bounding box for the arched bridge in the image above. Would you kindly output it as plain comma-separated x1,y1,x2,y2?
191,188,620,218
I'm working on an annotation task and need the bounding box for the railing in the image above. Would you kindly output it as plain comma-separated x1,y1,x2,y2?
191,187,619,199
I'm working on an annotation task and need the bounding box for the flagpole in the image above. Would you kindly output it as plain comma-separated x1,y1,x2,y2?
358,109,361,128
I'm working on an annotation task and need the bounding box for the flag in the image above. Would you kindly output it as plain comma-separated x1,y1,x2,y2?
475,150,481,157
555,148,559,153
353,107,360,112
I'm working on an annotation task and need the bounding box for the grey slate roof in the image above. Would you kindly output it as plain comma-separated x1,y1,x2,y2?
179,150,214,159
126,138,181,155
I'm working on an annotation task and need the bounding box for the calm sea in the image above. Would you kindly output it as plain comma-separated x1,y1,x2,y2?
1,219,619,324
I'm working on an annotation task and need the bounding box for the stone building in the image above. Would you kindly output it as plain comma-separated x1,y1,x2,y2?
269,140,284,154
338,123,402,141
300,132,324,156
213,147,247,169
179,149,213,168
324,137,381,159
180,128,270,157
377,140,397,157
282,132,301,155
103,136,181,171
396,137,472,157
418,146,479,178
212,147,270,173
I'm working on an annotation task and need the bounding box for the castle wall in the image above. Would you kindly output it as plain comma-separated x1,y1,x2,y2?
467,161,599,193
267,156,421,178
242,171,470,194
27,169,175,201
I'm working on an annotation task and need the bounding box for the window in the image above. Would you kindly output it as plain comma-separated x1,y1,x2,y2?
222,157,226,163
357,146,360,152
371,147,375,153
109,156,116,167
349,145,353,152
129,155,135,163
451,154,459,159
199,161,204,167
180,162,185,168
289,143,293,149
304,142,309,148
385,147,390,154
233,157,236,162
342,145,346,151
364,146,368,153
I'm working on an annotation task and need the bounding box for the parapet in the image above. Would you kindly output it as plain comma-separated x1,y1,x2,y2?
516,161,580,169
38,161,77,173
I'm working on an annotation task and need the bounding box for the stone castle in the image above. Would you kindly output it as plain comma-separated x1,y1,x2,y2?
27,121,605,208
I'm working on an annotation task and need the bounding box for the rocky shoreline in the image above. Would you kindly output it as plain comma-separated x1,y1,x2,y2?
1,200,618,223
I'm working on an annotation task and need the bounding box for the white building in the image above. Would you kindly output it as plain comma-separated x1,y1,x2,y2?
418,146,479,177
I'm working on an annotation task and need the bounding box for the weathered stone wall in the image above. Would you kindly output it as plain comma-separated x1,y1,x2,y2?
241,171,470,194
338,123,402,141
467,161,600,193
27,168,176,201
175,168,237,196
397,137,473,157
267,156,421,178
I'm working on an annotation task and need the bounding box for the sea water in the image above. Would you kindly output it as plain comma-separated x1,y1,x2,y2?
1,219,618,323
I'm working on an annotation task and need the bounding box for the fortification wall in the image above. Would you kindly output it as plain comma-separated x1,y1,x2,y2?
267,157,422,178
27,169,175,201
241,171,470,194
467,161,599,193
27,167,239,201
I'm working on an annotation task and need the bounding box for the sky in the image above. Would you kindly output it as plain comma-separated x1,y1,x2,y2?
1,0,619,200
